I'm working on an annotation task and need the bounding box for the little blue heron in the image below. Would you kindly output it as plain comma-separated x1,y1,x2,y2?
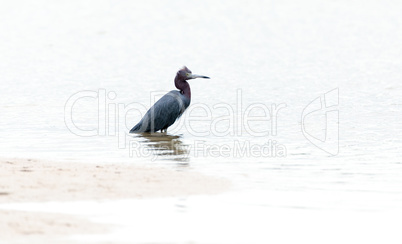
129,66,210,133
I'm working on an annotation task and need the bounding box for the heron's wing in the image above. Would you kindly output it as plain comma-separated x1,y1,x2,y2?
144,91,185,131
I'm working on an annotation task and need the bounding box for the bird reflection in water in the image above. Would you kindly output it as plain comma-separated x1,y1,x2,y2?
134,133,190,162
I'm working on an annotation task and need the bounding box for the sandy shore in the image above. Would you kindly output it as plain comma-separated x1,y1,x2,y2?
0,210,109,244
0,157,230,244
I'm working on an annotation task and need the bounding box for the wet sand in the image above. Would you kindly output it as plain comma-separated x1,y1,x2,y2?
0,210,109,244
0,157,230,243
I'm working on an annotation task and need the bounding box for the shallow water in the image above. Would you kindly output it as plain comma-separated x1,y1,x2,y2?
1,0,402,243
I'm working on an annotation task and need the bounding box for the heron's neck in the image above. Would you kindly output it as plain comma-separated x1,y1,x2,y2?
175,76,191,99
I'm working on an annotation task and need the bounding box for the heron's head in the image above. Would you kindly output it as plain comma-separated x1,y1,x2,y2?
177,66,210,80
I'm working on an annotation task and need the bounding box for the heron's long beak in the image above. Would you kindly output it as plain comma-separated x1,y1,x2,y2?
189,74,210,79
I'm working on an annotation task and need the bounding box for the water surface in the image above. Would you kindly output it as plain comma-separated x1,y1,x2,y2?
1,0,402,243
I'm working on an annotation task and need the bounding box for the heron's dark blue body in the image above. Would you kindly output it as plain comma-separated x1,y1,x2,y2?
129,90,190,133
130,66,209,133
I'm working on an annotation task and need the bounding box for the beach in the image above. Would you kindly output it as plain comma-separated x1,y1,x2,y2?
0,158,230,243
1,0,402,243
